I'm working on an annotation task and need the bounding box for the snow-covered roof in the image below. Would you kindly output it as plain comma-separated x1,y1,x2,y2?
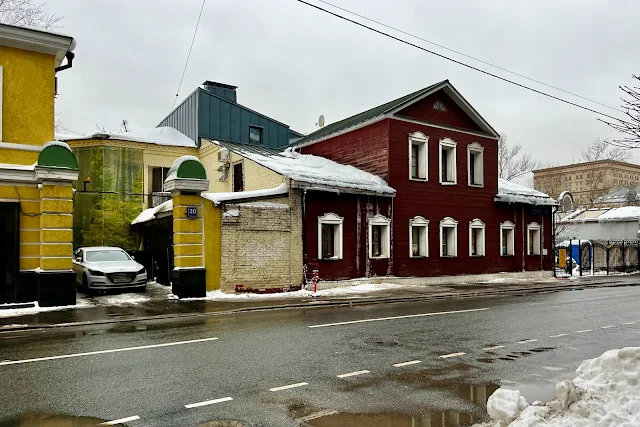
56,127,196,148
216,142,395,196
597,206,640,221
131,199,173,225
495,179,557,206
202,183,289,206
558,206,640,223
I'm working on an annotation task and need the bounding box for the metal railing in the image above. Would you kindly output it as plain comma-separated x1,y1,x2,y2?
148,191,171,208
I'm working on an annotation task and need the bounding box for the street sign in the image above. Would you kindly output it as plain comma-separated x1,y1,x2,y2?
186,206,198,218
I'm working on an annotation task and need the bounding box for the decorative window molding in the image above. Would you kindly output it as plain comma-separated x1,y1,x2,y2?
318,213,344,260
408,131,428,181
500,220,515,256
469,218,486,257
527,222,541,255
439,216,458,257
409,216,429,258
439,138,457,185
369,214,391,259
467,142,484,187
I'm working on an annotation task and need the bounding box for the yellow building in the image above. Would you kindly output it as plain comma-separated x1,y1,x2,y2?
0,24,79,306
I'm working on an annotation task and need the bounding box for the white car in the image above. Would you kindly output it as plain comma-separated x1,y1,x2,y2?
73,247,147,293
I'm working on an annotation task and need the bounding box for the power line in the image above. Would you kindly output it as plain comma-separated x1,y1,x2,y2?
314,0,623,114
169,0,207,113
296,0,622,123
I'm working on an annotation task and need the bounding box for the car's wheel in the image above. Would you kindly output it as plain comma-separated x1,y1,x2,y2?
81,274,90,294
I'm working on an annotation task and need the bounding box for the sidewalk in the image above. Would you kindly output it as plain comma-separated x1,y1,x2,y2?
1,275,637,332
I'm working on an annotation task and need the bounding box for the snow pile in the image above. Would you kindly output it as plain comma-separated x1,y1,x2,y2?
0,299,93,318
495,179,557,206
131,199,173,225
232,145,395,196
97,293,150,305
56,127,196,148
202,183,288,206
477,347,640,427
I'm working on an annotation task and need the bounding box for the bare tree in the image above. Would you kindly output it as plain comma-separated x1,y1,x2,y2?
54,113,75,134
601,75,640,149
579,137,631,162
0,0,63,29
498,134,539,181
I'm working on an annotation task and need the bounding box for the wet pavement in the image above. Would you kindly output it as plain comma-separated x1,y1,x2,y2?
1,282,640,426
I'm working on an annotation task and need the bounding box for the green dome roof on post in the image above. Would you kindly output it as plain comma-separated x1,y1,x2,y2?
164,155,209,192
38,141,79,170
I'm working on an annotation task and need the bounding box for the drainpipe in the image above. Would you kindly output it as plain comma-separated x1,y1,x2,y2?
302,186,307,285
55,51,75,73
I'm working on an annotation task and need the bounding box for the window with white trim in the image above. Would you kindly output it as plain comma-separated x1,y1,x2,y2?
439,138,457,184
469,219,485,256
527,222,541,255
409,132,428,181
467,142,484,187
409,216,429,258
500,221,515,256
439,217,458,257
369,214,391,259
318,213,343,260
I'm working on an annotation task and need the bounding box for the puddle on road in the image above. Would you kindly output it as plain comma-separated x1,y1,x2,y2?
0,413,106,426
301,411,477,426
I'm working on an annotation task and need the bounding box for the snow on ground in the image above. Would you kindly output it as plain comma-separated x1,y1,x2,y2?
0,298,93,318
475,347,640,426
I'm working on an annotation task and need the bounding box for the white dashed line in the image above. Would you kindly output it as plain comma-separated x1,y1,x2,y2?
185,397,233,408
337,370,370,378
393,360,422,367
0,337,219,367
576,329,592,333
601,325,616,329
100,415,140,425
269,382,308,392
623,322,637,325
440,352,466,359
517,339,538,344
308,307,490,328
483,345,505,351
549,334,568,338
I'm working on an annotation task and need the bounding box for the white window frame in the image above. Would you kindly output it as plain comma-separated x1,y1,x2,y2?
369,214,391,259
439,217,458,257
0,66,3,141
439,137,457,185
527,222,541,255
467,142,484,187
500,220,515,256
318,213,344,260
408,131,428,181
469,218,486,257
409,216,429,258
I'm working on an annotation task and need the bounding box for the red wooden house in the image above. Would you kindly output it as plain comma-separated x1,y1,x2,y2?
295,80,555,281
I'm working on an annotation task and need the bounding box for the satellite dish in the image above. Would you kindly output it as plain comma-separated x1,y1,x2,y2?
317,115,325,127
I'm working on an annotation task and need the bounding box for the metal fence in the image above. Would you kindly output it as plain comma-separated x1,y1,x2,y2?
562,239,640,276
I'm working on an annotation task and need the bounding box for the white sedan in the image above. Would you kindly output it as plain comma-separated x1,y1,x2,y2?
73,247,147,293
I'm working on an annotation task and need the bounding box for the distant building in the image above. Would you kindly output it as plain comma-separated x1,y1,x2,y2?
157,81,303,149
533,160,640,205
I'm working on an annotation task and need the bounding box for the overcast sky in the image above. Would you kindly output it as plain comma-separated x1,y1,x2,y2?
49,0,640,166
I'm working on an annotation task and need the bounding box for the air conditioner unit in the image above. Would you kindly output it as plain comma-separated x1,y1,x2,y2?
218,148,230,163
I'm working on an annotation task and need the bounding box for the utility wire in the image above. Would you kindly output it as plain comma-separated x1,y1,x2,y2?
296,0,622,123
169,0,207,113
314,0,623,114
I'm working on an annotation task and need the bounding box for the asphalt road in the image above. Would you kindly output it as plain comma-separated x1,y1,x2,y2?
1,284,640,427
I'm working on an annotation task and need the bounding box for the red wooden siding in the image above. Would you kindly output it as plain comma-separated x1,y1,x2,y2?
300,119,390,180
304,191,391,281
394,90,484,133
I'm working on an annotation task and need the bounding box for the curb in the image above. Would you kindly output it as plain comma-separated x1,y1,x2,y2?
1,279,638,333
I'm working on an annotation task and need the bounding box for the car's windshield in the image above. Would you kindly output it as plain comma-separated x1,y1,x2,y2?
85,250,130,262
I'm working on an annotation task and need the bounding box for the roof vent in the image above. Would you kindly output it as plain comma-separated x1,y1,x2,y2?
203,81,237,103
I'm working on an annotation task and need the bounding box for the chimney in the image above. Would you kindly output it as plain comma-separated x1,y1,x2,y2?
202,81,237,103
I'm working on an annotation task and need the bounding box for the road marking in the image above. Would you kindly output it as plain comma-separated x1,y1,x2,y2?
483,345,504,351
269,382,308,392
549,334,568,338
576,329,592,333
601,325,616,329
0,337,219,367
185,397,233,408
623,322,637,325
100,415,140,425
308,307,489,328
393,360,422,367
517,339,538,344
337,370,370,378
440,352,466,358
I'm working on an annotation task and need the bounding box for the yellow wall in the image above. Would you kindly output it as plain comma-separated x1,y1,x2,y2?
0,46,55,146
199,142,286,194
204,200,221,291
